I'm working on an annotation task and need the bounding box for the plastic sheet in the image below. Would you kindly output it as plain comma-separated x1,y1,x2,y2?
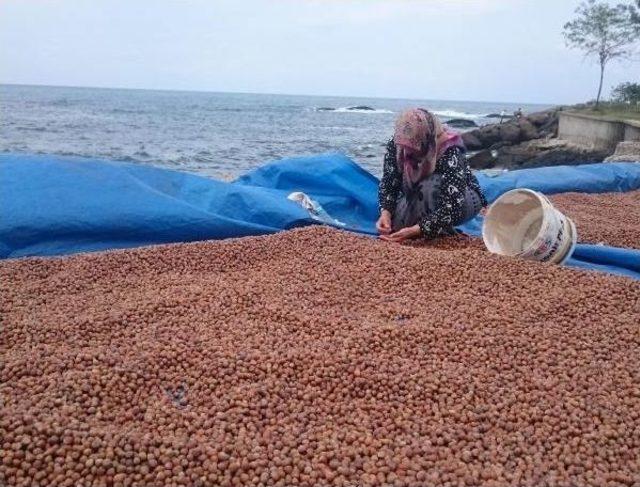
0,154,313,258
1,153,639,280
477,162,640,204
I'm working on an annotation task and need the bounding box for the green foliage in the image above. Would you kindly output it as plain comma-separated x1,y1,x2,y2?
628,0,640,25
612,82,640,103
564,0,637,62
563,0,640,104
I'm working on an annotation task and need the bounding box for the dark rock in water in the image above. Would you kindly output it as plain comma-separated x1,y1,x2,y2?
347,106,375,111
316,107,335,111
467,150,496,170
445,118,478,129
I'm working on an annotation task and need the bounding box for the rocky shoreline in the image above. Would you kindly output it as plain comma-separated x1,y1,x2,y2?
461,107,612,170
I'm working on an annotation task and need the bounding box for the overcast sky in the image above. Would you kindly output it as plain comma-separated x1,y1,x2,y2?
1,0,638,104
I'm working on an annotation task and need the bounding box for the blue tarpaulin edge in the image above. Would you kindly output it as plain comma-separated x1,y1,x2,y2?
1,153,639,279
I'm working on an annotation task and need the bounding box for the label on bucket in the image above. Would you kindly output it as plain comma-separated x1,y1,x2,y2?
520,212,563,262
520,209,571,263
543,226,567,262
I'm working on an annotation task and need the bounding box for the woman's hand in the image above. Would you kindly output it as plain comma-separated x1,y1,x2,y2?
376,210,392,235
379,224,421,243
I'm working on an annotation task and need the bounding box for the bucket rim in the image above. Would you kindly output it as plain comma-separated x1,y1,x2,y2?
482,188,577,263
482,188,549,255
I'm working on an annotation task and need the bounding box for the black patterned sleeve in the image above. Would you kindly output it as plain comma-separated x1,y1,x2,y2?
378,138,402,213
418,147,468,239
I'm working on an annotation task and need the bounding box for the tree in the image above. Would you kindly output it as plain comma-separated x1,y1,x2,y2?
627,0,640,25
611,82,640,102
563,0,639,106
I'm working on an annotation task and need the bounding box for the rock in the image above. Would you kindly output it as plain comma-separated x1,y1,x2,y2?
445,119,478,129
463,125,502,148
488,141,513,151
520,147,611,168
494,138,612,169
499,123,523,144
527,111,553,126
461,108,558,152
537,111,560,137
467,150,496,170
604,142,640,162
462,106,621,169
461,132,483,151
347,106,375,111
316,107,335,111
517,118,540,140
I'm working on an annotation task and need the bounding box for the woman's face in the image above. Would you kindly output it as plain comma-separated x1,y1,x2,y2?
399,144,423,164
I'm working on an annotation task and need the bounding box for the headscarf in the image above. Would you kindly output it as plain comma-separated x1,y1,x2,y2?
393,108,464,187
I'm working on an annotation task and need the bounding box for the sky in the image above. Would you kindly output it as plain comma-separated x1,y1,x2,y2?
0,0,638,105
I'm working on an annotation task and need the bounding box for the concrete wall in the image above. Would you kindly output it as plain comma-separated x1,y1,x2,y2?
558,112,627,149
625,122,640,142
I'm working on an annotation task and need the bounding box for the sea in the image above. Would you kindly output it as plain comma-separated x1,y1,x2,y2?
0,84,551,179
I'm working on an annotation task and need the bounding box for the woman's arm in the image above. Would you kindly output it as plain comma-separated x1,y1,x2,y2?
378,138,402,213
418,147,468,239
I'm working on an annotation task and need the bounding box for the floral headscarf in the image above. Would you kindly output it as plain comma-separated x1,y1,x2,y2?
394,108,464,187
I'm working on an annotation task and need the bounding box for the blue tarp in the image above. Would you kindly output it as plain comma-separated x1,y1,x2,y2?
1,153,639,279
476,163,640,204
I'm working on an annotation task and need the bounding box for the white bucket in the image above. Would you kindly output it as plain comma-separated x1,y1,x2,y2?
482,189,578,265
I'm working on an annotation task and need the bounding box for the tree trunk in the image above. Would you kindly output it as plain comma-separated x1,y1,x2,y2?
596,61,605,107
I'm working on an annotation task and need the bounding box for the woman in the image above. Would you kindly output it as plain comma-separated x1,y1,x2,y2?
377,108,486,242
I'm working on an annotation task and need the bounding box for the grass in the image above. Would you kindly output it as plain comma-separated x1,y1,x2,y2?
570,103,640,123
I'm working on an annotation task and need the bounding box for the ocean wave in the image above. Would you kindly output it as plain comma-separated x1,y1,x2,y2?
49,99,71,107
16,126,47,132
431,109,487,120
111,108,146,114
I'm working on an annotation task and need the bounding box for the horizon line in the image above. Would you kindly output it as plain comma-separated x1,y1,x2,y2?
0,82,560,108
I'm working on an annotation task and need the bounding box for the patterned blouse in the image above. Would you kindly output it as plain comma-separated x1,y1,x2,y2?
378,138,486,239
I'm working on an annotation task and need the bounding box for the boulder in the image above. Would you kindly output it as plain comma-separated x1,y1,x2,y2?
488,141,513,151
499,123,523,144
465,125,504,148
467,150,496,170
461,108,559,152
494,138,613,169
517,118,540,140
445,118,478,129
461,132,483,151
538,111,560,137
460,106,619,169
527,110,554,126
520,147,611,168
604,141,640,162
